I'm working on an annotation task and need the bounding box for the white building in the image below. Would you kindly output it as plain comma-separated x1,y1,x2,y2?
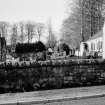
79,31,103,57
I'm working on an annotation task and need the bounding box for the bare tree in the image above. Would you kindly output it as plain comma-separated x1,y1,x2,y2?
101,0,105,17
19,22,25,43
0,21,9,42
46,19,57,48
36,23,44,41
61,0,104,49
11,24,18,46
25,22,35,43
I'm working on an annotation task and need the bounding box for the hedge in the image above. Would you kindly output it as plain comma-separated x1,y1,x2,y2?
15,41,46,54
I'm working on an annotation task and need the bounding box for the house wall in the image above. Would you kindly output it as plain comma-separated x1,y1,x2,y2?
79,37,103,57
86,37,103,52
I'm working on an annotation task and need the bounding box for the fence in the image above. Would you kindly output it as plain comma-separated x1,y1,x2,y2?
0,59,105,93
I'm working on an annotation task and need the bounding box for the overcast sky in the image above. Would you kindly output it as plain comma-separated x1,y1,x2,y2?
0,0,67,33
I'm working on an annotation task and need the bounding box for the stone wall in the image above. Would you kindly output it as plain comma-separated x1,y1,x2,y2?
0,59,105,93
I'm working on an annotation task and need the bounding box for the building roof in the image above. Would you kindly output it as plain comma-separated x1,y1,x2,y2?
87,31,102,42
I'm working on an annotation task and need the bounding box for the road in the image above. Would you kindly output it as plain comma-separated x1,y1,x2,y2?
30,96,105,105
1,85,105,105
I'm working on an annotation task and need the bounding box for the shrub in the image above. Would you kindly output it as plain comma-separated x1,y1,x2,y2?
15,41,46,54
58,43,70,55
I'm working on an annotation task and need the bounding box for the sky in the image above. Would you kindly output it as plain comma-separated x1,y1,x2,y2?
0,0,67,33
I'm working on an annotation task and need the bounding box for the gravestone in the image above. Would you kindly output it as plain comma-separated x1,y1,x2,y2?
0,37,6,62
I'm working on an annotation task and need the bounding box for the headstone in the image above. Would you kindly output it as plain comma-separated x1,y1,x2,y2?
0,37,6,62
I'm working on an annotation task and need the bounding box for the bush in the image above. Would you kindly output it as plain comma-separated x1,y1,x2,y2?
15,41,46,54
58,43,70,55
